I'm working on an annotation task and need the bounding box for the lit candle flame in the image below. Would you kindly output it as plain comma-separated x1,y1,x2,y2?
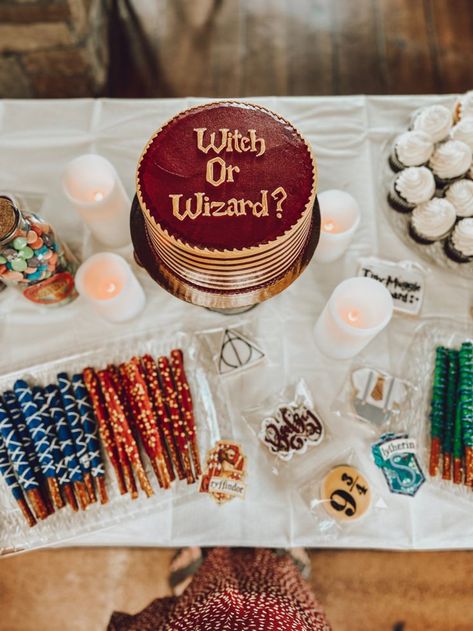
93,191,104,202
347,309,360,324
322,219,337,233
105,282,117,295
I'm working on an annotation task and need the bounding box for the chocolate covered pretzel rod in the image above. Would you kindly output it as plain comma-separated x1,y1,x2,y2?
0,396,48,521
170,349,202,478
141,354,181,481
57,372,96,503
2,390,52,516
0,435,36,527
14,380,63,510
429,347,448,477
44,384,90,511
32,386,76,511
97,370,153,498
72,374,108,504
120,359,171,489
158,356,194,484
82,368,127,496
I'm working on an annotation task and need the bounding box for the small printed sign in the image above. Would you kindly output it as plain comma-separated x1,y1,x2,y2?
358,258,424,316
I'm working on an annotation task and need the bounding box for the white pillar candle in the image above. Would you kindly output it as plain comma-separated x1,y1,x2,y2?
314,277,393,359
63,154,131,248
314,190,361,263
75,253,146,323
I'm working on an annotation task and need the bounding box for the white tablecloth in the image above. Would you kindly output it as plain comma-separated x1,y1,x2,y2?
0,95,471,550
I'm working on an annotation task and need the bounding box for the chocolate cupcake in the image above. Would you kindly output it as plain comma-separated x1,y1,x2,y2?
451,117,473,151
444,218,473,263
429,140,472,189
445,179,473,218
409,198,456,245
453,90,473,123
388,166,435,213
389,130,434,172
412,105,452,142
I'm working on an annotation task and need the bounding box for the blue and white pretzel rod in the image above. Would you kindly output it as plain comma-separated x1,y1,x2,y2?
0,397,39,492
72,374,108,504
32,386,78,511
57,372,96,502
2,390,43,485
13,379,64,509
0,435,36,527
44,384,90,510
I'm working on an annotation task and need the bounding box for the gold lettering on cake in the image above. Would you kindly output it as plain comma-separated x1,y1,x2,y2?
168,127,287,220
206,157,240,187
271,187,288,219
170,190,277,220
194,128,266,157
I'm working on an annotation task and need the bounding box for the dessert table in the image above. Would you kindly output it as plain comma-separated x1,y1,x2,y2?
0,95,471,551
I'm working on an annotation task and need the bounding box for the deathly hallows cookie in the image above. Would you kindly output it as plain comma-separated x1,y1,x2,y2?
217,328,265,376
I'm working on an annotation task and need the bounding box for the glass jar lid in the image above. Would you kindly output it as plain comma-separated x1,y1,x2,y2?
0,195,20,245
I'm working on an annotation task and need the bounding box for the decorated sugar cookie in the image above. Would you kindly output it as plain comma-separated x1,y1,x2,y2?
259,403,324,461
372,433,425,497
199,440,247,504
321,465,371,522
217,328,265,376
351,367,408,427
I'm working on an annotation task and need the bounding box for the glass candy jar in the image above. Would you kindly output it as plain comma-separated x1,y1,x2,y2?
0,194,79,306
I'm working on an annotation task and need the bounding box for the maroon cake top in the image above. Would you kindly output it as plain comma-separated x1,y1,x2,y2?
137,101,317,251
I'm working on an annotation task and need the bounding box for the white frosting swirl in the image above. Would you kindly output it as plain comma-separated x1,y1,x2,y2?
429,140,472,180
456,91,473,121
451,118,473,150
395,130,433,166
451,218,473,256
445,179,473,217
411,198,456,239
395,166,435,204
413,105,452,142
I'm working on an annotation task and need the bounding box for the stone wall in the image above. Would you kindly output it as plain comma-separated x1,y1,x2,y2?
0,0,110,97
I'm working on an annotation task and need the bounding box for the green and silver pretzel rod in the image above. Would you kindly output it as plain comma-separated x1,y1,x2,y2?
459,342,473,486
429,346,448,477
442,349,459,480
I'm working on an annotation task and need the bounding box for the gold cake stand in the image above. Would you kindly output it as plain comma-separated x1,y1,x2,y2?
130,195,320,313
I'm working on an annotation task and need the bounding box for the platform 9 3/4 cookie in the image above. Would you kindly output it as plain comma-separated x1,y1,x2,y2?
321,465,371,522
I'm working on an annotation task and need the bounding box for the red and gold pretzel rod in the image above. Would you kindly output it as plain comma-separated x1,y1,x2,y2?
97,370,153,498
142,354,182,481
170,349,202,478
83,368,127,496
95,369,138,499
107,364,141,447
104,367,139,498
135,358,175,482
158,356,195,484
119,359,171,489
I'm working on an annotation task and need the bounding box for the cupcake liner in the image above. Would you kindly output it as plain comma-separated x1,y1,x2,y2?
388,151,405,173
433,172,469,190
444,236,473,264
408,221,437,245
387,189,415,214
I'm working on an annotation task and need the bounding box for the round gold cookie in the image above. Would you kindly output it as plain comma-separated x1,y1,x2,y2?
321,464,371,522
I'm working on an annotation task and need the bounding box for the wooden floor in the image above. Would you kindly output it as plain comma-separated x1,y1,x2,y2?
1,547,473,631
109,0,473,97
2,2,473,630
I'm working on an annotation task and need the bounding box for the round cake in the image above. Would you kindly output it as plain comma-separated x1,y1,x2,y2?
135,101,319,308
